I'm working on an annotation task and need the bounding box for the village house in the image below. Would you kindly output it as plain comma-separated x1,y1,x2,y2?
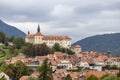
106,57,120,67
70,45,82,53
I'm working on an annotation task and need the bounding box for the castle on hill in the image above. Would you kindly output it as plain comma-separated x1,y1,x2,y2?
25,25,71,48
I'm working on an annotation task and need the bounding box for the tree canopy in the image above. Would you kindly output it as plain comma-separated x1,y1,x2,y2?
22,43,52,57
37,58,53,80
86,75,99,80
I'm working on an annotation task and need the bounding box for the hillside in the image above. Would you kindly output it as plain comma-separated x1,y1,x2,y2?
0,20,26,37
73,33,120,56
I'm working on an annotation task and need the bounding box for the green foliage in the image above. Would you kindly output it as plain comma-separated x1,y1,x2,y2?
102,74,117,80
117,77,120,80
117,68,120,77
65,48,75,55
27,77,39,80
52,43,61,52
86,75,99,80
4,61,33,80
65,74,72,80
0,32,6,43
23,43,52,57
104,65,118,70
13,37,25,49
37,58,53,80
52,43,75,55
100,74,109,80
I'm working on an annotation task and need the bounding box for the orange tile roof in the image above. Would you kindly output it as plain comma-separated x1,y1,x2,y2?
20,76,29,80
70,45,81,48
67,72,81,78
85,70,106,78
43,36,71,40
26,34,35,38
35,32,43,36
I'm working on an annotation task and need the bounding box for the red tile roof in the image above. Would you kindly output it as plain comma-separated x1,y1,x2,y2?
26,34,34,38
70,45,81,48
26,33,71,40
43,36,71,40
35,32,43,36
20,76,29,80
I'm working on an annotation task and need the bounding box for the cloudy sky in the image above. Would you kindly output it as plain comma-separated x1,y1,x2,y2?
0,0,120,43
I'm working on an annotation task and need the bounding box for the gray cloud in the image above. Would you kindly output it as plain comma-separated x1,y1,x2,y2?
0,0,120,42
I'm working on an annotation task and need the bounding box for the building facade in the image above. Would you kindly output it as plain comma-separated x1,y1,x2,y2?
25,25,71,48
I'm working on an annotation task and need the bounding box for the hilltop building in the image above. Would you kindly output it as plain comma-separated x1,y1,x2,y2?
25,25,71,48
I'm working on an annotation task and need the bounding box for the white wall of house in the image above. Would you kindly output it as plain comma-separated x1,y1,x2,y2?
89,65,102,71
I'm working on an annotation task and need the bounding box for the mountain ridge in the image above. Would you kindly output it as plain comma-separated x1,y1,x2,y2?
0,20,26,37
73,33,120,56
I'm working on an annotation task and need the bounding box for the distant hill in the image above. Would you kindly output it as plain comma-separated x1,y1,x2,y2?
0,20,26,37
73,33,120,56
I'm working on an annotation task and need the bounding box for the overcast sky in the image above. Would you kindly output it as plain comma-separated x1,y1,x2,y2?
0,0,120,43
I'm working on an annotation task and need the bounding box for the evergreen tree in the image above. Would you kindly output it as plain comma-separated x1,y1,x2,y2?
52,43,61,53
37,58,53,80
64,74,72,80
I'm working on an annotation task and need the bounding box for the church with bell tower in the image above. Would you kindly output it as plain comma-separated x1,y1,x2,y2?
25,25,71,48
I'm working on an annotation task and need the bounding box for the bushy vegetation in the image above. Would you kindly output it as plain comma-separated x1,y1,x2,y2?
37,58,53,80
52,43,75,55
0,61,33,80
22,43,52,57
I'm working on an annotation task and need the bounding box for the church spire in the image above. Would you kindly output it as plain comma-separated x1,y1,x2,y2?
28,31,30,35
37,24,40,32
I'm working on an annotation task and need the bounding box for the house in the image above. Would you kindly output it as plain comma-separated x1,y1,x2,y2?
57,60,73,70
89,64,102,71
79,61,89,68
70,45,82,53
106,57,120,67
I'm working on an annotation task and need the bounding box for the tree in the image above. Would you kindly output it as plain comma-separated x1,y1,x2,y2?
0,32,6,43
13,37,25,49
52,43,61,53
23,43,51,57
86,75,99,80
117,68,120,77
102,74,117,80
5,61,33,80
100,74,109,80
65,48,75,55
64,74,72,80
37,58,53,80
27,77,39,80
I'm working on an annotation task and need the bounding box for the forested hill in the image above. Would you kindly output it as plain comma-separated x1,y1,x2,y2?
0,20,26,37
73,33,120,56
